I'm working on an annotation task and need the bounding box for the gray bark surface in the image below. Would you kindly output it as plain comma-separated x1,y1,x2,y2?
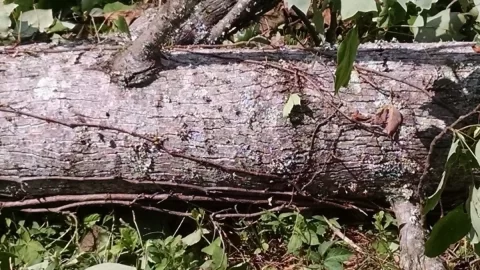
0,42,478,204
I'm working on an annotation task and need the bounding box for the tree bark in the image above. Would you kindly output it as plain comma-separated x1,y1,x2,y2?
0,42,477,210
110,0,280,87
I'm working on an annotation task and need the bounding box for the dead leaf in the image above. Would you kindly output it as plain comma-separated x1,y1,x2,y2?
383,105,402,137
323,8,331,28
472,44,480,53
104,9,142,26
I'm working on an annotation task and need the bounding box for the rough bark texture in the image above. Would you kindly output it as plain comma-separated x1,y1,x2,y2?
111,0,280,87
392,199,446,270
0,42,478,206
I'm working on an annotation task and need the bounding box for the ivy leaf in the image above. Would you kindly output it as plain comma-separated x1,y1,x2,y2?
425,204,470,257
283,93,301,118
334,26,359,93
340,0,377,20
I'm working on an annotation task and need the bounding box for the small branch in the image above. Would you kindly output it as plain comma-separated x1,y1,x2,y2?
21,200,192,216
207,0,254,43
416,103,480,199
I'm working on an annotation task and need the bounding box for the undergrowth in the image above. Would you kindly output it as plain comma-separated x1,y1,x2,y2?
0,208,405,270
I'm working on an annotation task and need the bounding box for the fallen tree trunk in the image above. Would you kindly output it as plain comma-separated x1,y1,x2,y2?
0,41,477,210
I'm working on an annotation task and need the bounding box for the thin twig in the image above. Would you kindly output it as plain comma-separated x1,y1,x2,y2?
21,200,192,216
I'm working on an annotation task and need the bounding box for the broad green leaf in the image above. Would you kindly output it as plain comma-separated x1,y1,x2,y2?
48,20,76,33
340,0,377,20
425,204,471,257
182,229,202,246
103,2,133,13
423,136,460,214
469,186,480,239
334,26,359,93
287,233,303,253
81,0,99,12
285,0,312,15
312,0,324,39
16,9,53,38
323,247,352,270
319,240,335,256
113,15,130,38
0,3,17,38
302,229,320,245
83,213,100,227
377,0,407,28
201,237,222,256
325,247,353,263
84,263,136,270
413,9,467,42
283,93,301,117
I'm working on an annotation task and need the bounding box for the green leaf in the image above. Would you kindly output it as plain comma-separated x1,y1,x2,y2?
285,0,312,15
302,229,320,245
83,213,100,227
425,204,471,257
340,0,377,20
16,9,53,38
0,2,17,38
81,0,100,12
413,9,467,42
47,20,76,33
312,0,324,40
283,93,301,117
182,229,202,246
334,26,359,93
287,233,303,253
103,2,133,13
469,185,480,239
319,240,335,256
201,237,222,256
325,247,353,263
113,16,130,37
423,136,460,214
84,263,136,270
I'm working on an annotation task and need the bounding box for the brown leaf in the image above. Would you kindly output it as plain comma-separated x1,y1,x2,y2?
383,105,402,137
104,9,142,26
472,44,480,53
322,8,331,27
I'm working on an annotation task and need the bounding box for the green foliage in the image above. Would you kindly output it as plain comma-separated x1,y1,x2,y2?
251,212,353,269
334,26,359,93
425,205,471,257
0,0,137,43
